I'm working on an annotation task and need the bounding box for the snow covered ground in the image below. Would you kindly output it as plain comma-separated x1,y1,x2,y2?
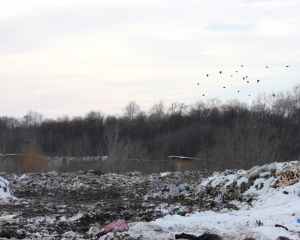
0,176,13,203
148,186,300,239
120,161,300,240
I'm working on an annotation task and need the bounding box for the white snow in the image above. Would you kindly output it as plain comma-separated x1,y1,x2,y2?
160,172,171,177
150,188,300,240
0,177,13,203
123,161,300,240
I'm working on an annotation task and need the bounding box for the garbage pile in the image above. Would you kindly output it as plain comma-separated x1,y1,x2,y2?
3,169,213,201
0,176,14,204
0,160,299,239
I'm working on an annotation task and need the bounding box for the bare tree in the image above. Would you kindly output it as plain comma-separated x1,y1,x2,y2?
22,110,43,127
189,101,206,120
103,125,126,173
212,119,281,169
205,98,222,109
168,102,187,117
148,100,166,136
123,101,141,121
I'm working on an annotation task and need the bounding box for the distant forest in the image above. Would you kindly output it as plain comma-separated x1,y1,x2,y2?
1,84,300,171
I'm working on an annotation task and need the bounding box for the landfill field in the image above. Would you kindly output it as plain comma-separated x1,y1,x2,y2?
0,170,210,238
0,169,231,239
0,162,298,239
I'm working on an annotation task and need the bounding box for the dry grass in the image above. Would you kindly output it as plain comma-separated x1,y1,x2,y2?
23,142,52,173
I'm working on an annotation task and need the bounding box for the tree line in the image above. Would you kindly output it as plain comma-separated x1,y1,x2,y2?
1,84,300,172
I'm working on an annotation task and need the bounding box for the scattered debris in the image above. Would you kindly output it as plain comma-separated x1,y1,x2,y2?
175,232,222,240
0,161,299,239
104,219,129,233
275,224,289,231
276,162,300,186
256,219,263,226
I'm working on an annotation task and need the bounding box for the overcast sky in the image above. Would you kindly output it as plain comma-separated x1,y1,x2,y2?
1,0,299,119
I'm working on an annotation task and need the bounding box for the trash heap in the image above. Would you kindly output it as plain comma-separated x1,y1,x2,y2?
3,169,213,201
0,160,299,239
0,176,16,204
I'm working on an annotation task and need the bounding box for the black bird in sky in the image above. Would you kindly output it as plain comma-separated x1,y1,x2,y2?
198,64,290,100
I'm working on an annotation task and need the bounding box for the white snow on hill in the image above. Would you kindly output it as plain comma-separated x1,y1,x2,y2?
124,161,300,240
0,177,13,203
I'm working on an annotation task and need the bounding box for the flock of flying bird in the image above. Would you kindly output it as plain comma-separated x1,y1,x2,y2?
197,65,290,97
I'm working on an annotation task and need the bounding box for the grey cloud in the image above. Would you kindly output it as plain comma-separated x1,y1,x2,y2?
0,4,158,56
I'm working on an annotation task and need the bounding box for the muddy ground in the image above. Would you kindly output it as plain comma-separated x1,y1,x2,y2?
0,168,247,239
1,190,231,239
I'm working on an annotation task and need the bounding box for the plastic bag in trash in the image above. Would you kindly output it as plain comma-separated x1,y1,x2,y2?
88,226,101,236
104,219,129,233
